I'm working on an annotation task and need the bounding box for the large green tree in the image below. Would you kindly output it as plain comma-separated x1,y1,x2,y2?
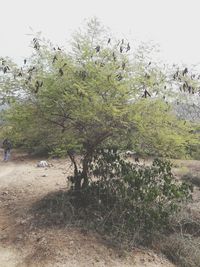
0,18,197,190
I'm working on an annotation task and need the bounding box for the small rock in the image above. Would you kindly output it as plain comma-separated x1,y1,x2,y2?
37,161,49,167
41,174,47,177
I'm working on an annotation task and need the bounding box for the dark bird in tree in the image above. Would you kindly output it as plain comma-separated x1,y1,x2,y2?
28,66,35,73
142,89,151,98
34,80,43,93
95,45,100,52
3,67,7,74
52,55,58,64
24,59,27,65
188,86,192,93
116,73,123,81
3,66,10,74
112,52,116,61
33,38,40,50
145,73,150,79
126,43,130,52
35,80,40,93
28,75,31,81
107,38,111,44
18,71,22,77
34,43,40,50
121,39,124,44
182,67,188,76
58,47,62,51
122,62,126,70
77,44,81,50
63,63,67,67
120,46,123,53
59,68,64,76
173,71,179,79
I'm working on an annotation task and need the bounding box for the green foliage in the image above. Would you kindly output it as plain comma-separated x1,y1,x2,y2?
74,149,192,241
129,99,197,158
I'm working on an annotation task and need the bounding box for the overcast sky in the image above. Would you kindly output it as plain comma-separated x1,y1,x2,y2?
1,0,200,66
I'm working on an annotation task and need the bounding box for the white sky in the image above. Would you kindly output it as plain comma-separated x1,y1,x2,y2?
1,0,200,66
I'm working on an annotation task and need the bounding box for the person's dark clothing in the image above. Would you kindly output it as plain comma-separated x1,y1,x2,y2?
2,139,12,161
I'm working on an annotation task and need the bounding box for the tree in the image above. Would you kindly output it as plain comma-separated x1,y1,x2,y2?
0,18,198,191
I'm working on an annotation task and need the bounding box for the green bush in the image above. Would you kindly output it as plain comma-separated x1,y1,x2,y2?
70,149,192,243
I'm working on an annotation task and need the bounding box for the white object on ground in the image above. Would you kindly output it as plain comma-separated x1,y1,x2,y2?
37,161,49,167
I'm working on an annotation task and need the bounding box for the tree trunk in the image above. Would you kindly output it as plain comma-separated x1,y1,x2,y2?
81,152,92,189
68,150,81,191
68,146,94,191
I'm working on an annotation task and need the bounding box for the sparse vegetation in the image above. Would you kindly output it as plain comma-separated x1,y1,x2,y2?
160,234,200,267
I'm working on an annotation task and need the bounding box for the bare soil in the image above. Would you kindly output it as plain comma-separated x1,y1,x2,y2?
0,150,175,267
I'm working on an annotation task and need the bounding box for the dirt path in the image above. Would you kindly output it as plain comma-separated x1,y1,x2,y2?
0,162,15,179
0,151,175,267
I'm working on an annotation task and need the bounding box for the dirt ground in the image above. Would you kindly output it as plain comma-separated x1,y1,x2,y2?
0,150,175,267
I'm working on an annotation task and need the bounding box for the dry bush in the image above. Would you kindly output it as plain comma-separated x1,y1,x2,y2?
160,234,200,267
154,204,200,267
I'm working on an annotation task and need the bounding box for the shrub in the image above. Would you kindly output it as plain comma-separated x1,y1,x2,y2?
160,234,200,267
70,149,192,243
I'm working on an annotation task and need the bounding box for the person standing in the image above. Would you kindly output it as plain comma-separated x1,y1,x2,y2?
2,139,12,161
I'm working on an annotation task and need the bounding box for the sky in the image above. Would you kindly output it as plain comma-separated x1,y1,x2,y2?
1,0,200,67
